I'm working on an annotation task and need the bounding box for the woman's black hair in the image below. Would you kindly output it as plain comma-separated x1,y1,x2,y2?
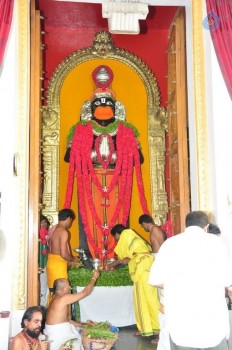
40,214,50,228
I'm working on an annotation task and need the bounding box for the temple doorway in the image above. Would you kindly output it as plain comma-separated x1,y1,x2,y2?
29,0,190,305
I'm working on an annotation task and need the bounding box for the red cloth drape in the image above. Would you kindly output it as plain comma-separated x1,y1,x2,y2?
0,0,14,67
205,0,232,99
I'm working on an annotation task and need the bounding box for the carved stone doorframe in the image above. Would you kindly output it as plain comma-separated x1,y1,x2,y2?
41,30,168,226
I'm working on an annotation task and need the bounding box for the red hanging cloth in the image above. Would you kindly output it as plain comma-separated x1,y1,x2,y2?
205,0,232,99
0,0,14,68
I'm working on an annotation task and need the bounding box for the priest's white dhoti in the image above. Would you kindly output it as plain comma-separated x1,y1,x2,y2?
44,322,84,350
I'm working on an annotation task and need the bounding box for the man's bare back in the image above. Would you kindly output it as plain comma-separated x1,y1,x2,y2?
46,272,99,325
46,209,81,292
139,214,165,254
46,293,70,325
149,225,165,253
48,215,79,262
49,225,70,257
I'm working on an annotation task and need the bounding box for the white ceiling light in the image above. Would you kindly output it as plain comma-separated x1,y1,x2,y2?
102,0,149,34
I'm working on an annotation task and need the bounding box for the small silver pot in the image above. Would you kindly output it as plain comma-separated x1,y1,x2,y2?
106,258,117,264
90,258,101,270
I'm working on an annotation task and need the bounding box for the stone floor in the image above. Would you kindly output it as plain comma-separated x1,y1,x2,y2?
114,326,157,350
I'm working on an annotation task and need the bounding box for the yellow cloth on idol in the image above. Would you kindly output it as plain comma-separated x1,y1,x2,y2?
114,229,160,336
46,253,68,289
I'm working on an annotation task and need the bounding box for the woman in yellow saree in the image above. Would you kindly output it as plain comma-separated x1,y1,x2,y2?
105,224,160,337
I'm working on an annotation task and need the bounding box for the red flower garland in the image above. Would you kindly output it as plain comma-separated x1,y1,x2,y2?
64,122,149,258
39,227,48,245
161,219,173,238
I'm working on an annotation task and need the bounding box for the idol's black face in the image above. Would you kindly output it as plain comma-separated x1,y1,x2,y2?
91,97,115,112
91,97,115,126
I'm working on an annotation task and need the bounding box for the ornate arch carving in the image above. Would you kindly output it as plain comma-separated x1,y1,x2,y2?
42,30,168,225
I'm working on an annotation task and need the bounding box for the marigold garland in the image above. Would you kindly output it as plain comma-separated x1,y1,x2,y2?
64,122,149,259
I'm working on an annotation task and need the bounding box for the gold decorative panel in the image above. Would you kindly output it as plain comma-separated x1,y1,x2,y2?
192,0,210,211
15,0,30,309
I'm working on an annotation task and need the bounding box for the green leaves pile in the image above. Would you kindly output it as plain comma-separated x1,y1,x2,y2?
68,266,133,287
83,322,116,339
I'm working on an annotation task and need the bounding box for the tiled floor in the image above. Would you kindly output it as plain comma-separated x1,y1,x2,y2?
114,326,157,350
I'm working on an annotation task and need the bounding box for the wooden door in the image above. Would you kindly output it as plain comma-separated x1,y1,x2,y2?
167,8,190,234
28,0,42,305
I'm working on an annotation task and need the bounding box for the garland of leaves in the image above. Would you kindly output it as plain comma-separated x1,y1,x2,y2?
66,120,140,143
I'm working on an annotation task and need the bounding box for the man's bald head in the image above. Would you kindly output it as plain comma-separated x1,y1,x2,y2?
53,278,69,294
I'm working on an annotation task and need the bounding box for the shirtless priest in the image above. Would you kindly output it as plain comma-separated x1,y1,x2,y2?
46,208,80,294
10,306,50,350
139,214,166,256
44,270,100,350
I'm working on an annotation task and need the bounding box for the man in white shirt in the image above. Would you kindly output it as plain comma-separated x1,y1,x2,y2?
149,211,232,350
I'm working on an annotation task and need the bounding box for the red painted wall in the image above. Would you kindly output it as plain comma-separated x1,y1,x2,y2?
113,31,169,106
38,1,178,108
